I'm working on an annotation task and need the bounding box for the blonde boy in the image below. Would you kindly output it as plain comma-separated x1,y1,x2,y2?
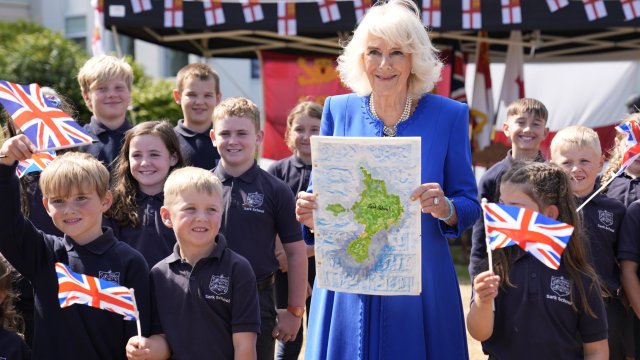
551,125,627,359
0,138,149,359
210,97,307,360
127,167,260,360
173,63,222,169
470,98,550,277
77,55,134,169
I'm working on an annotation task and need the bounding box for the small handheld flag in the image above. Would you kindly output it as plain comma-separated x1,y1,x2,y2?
55,262,138,320
0,81,94,152
483,202,573,269
16,151,56,178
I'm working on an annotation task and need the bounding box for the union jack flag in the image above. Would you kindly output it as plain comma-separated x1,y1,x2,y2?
483,202,574,270
0,81,94,152
16,151,56,178
615,120,640,171
56,262,138,321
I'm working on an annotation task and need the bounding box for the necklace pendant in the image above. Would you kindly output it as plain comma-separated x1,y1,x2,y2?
383,125,397,137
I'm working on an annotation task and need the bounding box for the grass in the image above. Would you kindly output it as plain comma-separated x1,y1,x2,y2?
450,244,471,285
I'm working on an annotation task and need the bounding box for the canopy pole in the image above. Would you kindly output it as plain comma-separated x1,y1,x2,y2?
111,25,122,58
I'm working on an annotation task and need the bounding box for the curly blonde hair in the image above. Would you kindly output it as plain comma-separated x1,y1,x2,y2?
601,113,640,185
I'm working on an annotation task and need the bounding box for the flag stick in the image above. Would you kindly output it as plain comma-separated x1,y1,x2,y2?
576,168,622,212
481,198,495,311
130,288,142,340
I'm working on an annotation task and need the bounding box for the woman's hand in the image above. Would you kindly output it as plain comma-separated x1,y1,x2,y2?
295,191,317,229
410,183,457,225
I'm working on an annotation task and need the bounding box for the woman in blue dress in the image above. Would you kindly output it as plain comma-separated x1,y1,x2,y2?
295,0,480,358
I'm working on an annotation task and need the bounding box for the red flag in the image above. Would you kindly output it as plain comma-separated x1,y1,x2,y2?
203,0,225,26
583,0,607,21
422,0,441,28
164,0,183,27
470,33,494,152
621,0,640,20
462,0,482,29
501,0,521,24
278,1,296,36
261,52,350,160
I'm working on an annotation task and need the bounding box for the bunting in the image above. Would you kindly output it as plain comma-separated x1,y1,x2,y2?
318,0,341,23
130,0,152,13
278,1,297,36
621,0,640,20
203,0,225,26
354,0,372,23
583,0,607,21
501,0,521,24
422,0,441,28
164,0,184,27
91,0,105,56
242,0,264,23
462,0,482,29
546,0,569,12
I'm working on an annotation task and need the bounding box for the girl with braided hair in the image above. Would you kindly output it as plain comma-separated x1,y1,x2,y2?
467,161,609,359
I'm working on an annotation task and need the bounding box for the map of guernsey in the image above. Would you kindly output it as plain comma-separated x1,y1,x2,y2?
326,167,403,263
311,136,421,296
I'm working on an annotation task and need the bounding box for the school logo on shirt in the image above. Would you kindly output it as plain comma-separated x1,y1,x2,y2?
547,276,572,305
99,270,121,284
245,192,264,208
598,210,614,227
209,274,229,295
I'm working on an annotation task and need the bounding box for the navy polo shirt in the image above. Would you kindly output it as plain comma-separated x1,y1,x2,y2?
0,164,150,360
105,192,176,268
150,235,260,359
578,192,625,294
0,328,30,360
212,162,303,280
481,248,607,359
267,155,312,195
469,151,546,277
606,174,640,207
80,116,133,171
174,120,220,170
618,200,640,264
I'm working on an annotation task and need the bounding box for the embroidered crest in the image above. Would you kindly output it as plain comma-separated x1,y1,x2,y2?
550,276,571,297
209,274,230,295
598,210,614,227
98,270,120,284
245,192,264,208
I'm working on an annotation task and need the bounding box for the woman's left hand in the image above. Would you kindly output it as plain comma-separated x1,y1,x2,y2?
410,183,455,222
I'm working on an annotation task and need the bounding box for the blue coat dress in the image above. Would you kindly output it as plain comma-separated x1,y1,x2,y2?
305,93,480,360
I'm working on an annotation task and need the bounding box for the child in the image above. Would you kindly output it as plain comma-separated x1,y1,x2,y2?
550,125,627,358
602,113,640,207
0,140,150,359
125,166,260,360
0,255,30,359
77,55,134,170
467,161,609,359
106,120,184,268
266,101,321,360
469,98,549,277
173,63,222,170
210,97,307,360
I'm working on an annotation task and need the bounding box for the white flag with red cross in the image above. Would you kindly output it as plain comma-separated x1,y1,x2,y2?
462,0,482,29
422,0,441,28
242,0,264,23
204,0,225,26
501,0,521,24
583,0,607,21
278,1,296,36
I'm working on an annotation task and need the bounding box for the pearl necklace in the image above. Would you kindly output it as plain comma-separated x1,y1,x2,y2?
369,95,413,137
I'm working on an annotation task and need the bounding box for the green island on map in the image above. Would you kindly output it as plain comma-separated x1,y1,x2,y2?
326,166,404,263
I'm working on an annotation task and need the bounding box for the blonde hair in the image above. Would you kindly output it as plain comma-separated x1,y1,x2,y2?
602,113,640,184
164,166,223,206
213,97,261,132
550,125,602,157
337,0,442,99
506,98,548,123
77,55,134,95
284,101,323,151
176,63,220,94
39,152,110,199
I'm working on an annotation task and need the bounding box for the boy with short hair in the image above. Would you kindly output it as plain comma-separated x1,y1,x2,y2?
550,125,627,359
0,137,150,359
210,97,308,360
173,63,222,170
126,166,260,360
469,98,549,277
77,55,134,170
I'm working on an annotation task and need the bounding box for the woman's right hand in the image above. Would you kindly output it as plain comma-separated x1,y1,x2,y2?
295,192,317,229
